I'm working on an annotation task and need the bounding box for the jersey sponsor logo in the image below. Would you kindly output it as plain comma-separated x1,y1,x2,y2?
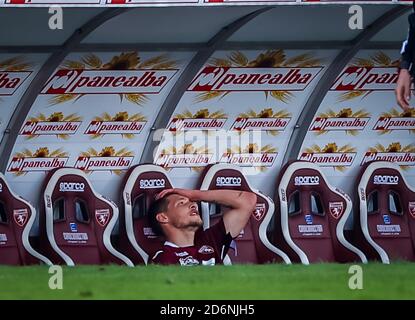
179,256,199,266
59,182,85,192
198,245,214,255
13,208,28,227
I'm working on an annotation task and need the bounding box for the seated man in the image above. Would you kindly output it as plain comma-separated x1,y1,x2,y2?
149,188,257,266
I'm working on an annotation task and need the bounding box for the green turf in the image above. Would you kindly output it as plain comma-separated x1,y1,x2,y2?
0,263,414,300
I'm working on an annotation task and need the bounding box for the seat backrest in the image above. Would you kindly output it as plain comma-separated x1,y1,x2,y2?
39,168,132,266
0,173,51,265
275,161,366,264
198,163,290,264
356,161,415,263
120,164,172,264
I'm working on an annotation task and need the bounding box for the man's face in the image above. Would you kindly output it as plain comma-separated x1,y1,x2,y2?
163,194,202,230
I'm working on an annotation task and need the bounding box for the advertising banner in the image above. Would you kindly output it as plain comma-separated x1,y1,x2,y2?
299,50,414,197
155,49,337,196
0,54,49,144
5,51,194,203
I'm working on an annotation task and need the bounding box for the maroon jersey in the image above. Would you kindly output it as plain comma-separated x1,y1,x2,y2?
151,219,232,266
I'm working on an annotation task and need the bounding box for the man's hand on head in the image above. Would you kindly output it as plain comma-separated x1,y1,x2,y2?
155,188,201,201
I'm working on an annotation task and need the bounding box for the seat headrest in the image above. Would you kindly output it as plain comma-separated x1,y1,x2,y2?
280,160,332,191
123,164,173,205
278,160,351,220
199,163,252,192
43,168,91,196
358,161,413,192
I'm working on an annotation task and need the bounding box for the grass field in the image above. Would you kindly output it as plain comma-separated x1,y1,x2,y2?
0,263,414,300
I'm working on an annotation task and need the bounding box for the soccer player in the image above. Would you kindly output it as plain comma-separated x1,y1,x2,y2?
148,188,257,266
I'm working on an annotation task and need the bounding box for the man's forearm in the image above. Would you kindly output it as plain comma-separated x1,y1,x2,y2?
193,189,256,209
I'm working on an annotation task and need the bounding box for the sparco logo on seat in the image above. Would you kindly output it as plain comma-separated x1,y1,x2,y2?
294,176,320,186
373,175,399,185
216,176,242,187
59,182,85,192
139,179,166,189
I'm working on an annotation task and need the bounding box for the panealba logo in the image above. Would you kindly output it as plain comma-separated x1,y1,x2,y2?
154,144,214,171
74,146,134,175
85,111,147,139
7,147,69,176
220,143,278,172
167,109,227,132
310,108,370,135
188,50,323,103
41,52,178,106
231,108,292,136
361,142,415,170
20,112,82,140
373,108,415,135
299,143,356,172
331,51,399,102
0,56,33,97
